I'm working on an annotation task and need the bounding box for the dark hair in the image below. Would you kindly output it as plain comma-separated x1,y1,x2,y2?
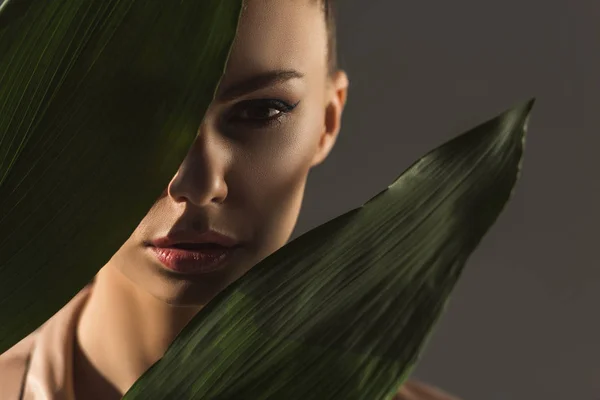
321,0,338,76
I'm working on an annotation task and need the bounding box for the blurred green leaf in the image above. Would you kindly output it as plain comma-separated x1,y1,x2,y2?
0,0,243,353
123,100,534,399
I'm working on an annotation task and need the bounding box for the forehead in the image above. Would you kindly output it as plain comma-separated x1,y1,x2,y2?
219,0,328,84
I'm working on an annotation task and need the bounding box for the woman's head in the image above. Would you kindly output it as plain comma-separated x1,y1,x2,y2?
106,0,349,305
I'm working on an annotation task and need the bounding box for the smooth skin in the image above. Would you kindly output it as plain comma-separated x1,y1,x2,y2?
73,1,348,399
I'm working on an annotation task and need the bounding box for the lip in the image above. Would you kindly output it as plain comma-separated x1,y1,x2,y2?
146,230,240,274
147,245,238,274
149,230,239,248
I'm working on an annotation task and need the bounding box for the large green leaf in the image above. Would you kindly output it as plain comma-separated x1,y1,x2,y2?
123,100,535,399
0,0,242,353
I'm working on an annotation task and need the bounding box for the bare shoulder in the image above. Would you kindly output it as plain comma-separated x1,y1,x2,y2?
394,380,462,400
0,332,38,400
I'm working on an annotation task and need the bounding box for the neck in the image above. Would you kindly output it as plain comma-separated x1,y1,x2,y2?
74,264,201,398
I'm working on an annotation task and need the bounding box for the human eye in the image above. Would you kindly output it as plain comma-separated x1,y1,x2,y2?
226,98,300,127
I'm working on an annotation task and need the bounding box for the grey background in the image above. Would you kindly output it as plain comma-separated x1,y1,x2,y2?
289,1,599,399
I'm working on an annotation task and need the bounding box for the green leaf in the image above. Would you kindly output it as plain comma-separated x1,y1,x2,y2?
123,100,535,399
0,0,243,354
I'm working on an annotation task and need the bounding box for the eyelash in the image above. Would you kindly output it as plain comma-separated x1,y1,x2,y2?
226,99,300,127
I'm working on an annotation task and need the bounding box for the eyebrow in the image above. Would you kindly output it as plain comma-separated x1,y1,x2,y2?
216,69,304,101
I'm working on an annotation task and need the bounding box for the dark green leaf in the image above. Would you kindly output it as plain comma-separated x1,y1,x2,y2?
0,0,242,353
123,100,535,399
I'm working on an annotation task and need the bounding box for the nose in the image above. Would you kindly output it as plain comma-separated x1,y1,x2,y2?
167,125,229,207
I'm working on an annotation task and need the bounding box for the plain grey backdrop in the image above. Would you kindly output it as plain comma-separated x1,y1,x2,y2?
289,1,599,399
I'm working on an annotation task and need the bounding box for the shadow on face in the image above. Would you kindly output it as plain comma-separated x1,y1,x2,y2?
107,0,349,306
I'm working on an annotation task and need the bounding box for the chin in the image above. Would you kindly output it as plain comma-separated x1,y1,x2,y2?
115,246,254,307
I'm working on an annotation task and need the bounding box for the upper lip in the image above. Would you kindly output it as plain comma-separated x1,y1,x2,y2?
149,230,239,248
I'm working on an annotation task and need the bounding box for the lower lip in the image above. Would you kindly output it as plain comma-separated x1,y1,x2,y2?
147,245,237,274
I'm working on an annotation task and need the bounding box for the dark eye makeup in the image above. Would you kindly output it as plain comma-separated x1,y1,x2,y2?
225,98,300,128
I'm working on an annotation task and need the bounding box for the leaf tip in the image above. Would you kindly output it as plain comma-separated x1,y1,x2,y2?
497,97,536,143
510,97,536,120
522,97,536,119
521,97,536,135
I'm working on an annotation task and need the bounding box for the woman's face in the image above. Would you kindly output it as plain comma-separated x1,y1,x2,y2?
107,0,348,306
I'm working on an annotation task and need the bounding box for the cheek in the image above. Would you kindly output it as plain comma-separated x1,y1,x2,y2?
229,105,323,247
